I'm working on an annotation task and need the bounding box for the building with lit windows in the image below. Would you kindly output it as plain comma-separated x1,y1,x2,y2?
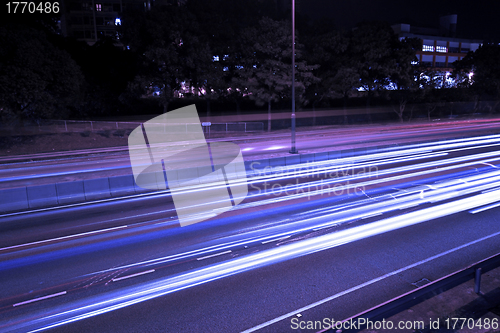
392,15,482,71
60,0,180,45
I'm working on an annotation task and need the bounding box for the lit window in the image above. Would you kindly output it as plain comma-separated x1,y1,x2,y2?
213,55,219,62
223,54,229,60
436,46,447,53
223,67,228,71
95,3,101,11
422,45,434,52
411,60,418,65
115,18,121,25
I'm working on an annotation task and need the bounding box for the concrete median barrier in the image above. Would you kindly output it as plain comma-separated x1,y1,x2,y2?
109,175,136,197
268,157,286,167
340,148,354,158
285,154,301,166
1,140,413,213
176,167,201,184
0,187,28,213
84,178,111,201
328,151,341,160
133,171,165,192
27,184,58,209
314,152,329,162
300,153,315,164
56,181,85,205
245,160,266,172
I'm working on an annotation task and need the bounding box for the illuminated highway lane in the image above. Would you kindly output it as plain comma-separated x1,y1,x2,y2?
2,118,500,190
17,201,500,333
1,136,500,331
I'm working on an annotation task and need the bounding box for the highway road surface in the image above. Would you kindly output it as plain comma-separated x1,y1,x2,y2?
2,118,500,189
1,127,500,332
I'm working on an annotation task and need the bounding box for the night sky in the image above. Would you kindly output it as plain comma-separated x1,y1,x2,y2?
302,0,500,41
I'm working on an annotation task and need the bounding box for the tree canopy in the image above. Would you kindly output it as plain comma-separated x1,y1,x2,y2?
2,0,489,124
454,44,500,98
0,25,84,123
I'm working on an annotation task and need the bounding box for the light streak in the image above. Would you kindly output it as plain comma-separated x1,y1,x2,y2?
263,146,285,150
0,226,128,253
196,250,232,261
12,189,500,333
111,270,155,282
13,291,67,307
469,201,500,214
3,133,500,219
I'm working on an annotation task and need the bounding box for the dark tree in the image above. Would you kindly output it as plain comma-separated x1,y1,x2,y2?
454,44,500,114
304,26,358,123
0,25,84,125
121,5,209,113
70,37,138,117
351,21,399,107
186,0,278,113
388,37,420,122
236,17,318,130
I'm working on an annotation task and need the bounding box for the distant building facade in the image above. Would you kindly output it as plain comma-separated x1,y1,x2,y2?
60,0,181,45
392,15,482,71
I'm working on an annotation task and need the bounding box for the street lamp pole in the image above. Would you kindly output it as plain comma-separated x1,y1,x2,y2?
289,0,298,154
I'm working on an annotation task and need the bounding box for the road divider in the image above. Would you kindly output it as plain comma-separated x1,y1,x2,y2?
27,184,58,209
1,134,499,214
56,181,85,205
83,178,111,201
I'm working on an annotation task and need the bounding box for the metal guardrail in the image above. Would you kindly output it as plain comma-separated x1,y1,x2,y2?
320,251,500,333
32,120,264,133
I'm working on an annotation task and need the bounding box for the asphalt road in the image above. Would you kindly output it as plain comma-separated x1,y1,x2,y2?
1,130,500,332
46,205,500,333
2,118,500,189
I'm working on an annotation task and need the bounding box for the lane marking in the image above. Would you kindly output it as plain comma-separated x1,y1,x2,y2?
241,229,500,333
482,162,499,168
13,291,67,307
196,250,232,261
111,269,155,282
313,224,336,231
469,201,500,214
482,186,500,194
0,225,128,252
361,213,382,220
2,138,498,219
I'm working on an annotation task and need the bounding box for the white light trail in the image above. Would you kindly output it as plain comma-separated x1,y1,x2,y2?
469,201,500,214
13,189,500,333
13,291,67,308
3,133,500,219
111,270,155,282
263,146,285,150
0,226,128,253
197,250,232,261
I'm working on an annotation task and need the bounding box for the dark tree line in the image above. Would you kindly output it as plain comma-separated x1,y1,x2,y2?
0,14,138,125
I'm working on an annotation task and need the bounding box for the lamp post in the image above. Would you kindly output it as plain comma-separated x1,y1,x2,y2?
289,0,298,154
